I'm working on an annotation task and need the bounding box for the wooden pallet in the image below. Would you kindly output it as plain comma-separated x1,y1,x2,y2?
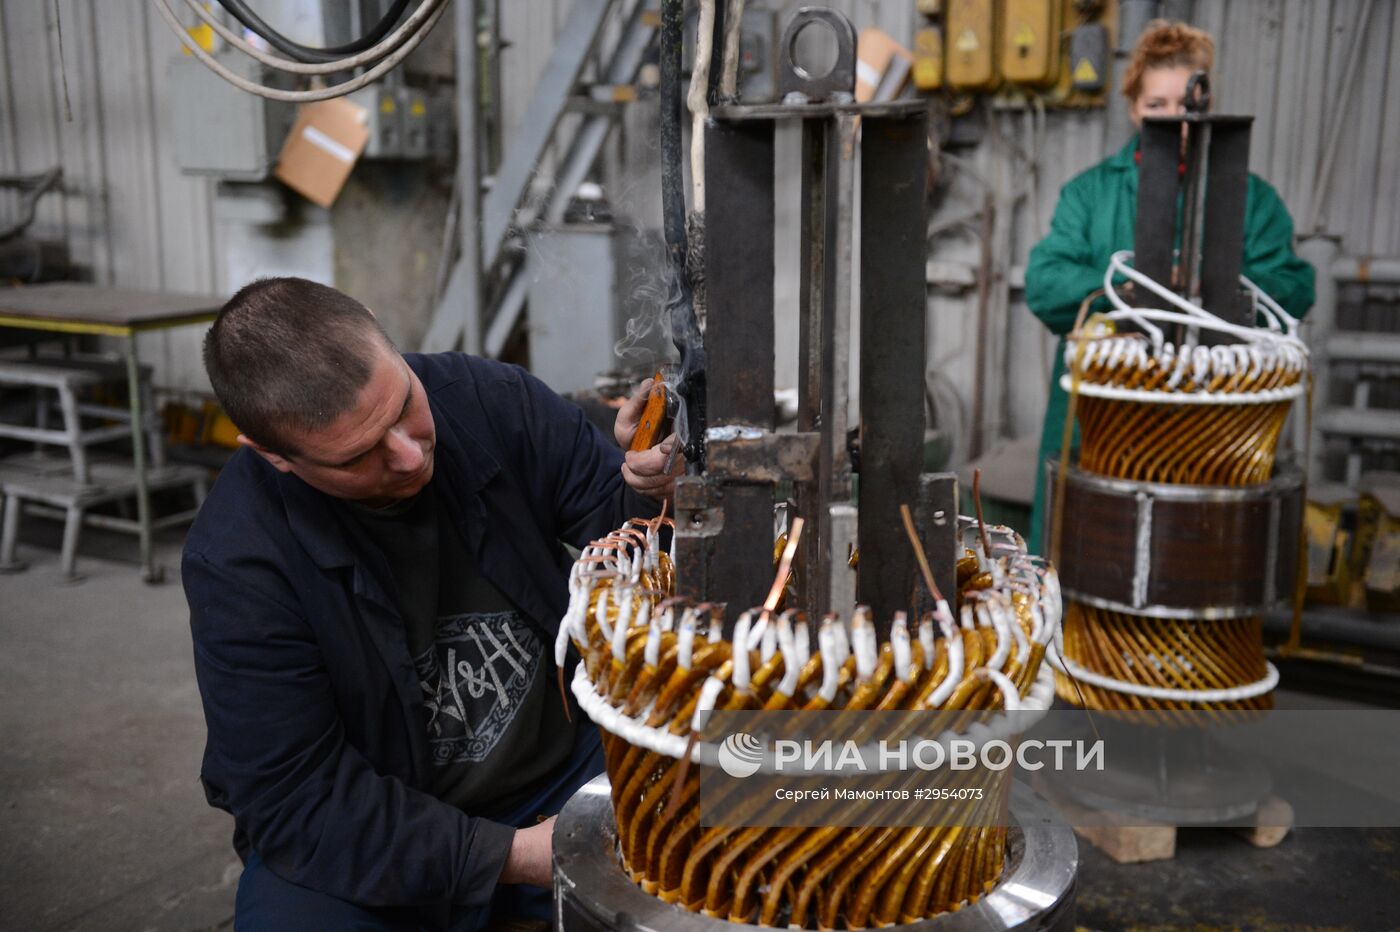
1037,778,1294,864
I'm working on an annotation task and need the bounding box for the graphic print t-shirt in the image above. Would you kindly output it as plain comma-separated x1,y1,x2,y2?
350,484,576,813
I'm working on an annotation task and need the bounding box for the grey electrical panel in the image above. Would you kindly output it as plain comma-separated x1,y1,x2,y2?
425,93,456,160
349,85,403,158
1069,23,1108,93
169,53,296,180
348,84,453,160
398,87,430,159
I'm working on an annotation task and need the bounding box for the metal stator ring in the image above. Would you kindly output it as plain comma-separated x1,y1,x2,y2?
553,775,1079,931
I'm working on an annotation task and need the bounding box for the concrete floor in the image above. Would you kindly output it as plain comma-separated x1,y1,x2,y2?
2,516,1399,931
0,522,237,932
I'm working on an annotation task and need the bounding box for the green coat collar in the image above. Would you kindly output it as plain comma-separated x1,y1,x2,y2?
1106,133,1140,172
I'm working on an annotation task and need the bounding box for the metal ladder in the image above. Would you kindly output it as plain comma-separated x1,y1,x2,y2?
423,0,658,355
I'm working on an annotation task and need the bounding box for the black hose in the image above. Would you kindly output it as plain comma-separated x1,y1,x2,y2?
658,0,706,466
658,0,688,273
706,0,725,107
213,0,414,64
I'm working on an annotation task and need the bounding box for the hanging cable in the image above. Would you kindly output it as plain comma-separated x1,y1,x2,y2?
150,0,449,101
686,0,716,215
173,0,441,76
212,0,415,63
658,0,689,276
718,0,746,100
659,0,707,465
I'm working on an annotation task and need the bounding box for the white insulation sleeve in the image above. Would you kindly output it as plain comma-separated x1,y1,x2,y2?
611,591,634,661
1069,250,1308,406
793,620,811,669
644,612,663,668
918,617,936,670
892,617,913,683
690,675,729,733
774,617,800,698
1046,644,1280,703
571,642,1058,772
555,613,574,668
731,612,755,691
853,616,878,682
677,610,698,670
979,603,1011,672
929,626,965,708
565,514,1065,772
817,620,841,704
594,587,613,642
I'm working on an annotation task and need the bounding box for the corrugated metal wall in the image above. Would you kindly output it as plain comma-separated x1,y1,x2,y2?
0,1,222,392
490,0,1399,466
2,0,1398,457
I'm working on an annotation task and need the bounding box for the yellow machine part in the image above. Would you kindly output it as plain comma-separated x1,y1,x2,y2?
1028,0,1116,109
1303,498,1350,606
1358,489,1400,612
946,0,997,90
202,401,243,449
913,26,944,91
1000,0,1060,86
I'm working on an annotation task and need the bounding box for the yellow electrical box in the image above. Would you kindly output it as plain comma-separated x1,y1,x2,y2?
913,26,944,91
1000,0,1060,86
946,0,997,90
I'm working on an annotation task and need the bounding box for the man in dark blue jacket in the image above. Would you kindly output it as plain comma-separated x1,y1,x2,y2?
183,278,675,930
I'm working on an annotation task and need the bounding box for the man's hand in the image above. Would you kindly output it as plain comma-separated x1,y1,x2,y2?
614,379,684,502
499,816,555,887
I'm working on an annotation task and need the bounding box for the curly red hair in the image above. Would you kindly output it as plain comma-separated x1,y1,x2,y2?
1121,20,1215,102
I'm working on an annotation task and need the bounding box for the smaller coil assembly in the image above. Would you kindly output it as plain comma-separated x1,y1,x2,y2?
1048,252,1309,712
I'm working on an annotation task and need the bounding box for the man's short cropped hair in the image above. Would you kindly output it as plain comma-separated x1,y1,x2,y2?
204,277,394,456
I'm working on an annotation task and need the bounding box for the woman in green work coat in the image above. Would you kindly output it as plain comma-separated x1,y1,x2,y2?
1024,21,1314,553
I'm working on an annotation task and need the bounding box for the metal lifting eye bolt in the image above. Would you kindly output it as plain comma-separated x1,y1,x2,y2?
1185,70,1211,114
777,8,857,102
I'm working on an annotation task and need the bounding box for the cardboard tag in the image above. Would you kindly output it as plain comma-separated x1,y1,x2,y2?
857,28,913,103
274,97,370,208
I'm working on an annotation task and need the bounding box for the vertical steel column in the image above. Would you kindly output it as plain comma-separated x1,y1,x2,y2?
794,118,832,622
1134,118,1182,306
127,335,160,583
677,118,776,627
456,0,482,354
917,473,959,616
857,111,928,632
1199,119,1253,327
794,114,856,622
823,114,858,622
1177,123,1208,305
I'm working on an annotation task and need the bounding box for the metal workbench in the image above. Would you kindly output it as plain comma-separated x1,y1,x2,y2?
0,284,222,581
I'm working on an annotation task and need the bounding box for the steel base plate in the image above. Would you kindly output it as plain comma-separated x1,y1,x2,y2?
1047,728,1272,825
553,775,1078,931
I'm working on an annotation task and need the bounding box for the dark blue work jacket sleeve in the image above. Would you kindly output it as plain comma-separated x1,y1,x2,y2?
183,352,653,912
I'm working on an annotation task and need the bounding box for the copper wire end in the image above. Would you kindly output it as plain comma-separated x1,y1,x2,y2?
899,503,944,604
971,468,992,560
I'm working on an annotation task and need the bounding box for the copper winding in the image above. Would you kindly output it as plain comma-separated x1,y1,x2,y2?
561,510,1061,928
1051,284,1308,714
